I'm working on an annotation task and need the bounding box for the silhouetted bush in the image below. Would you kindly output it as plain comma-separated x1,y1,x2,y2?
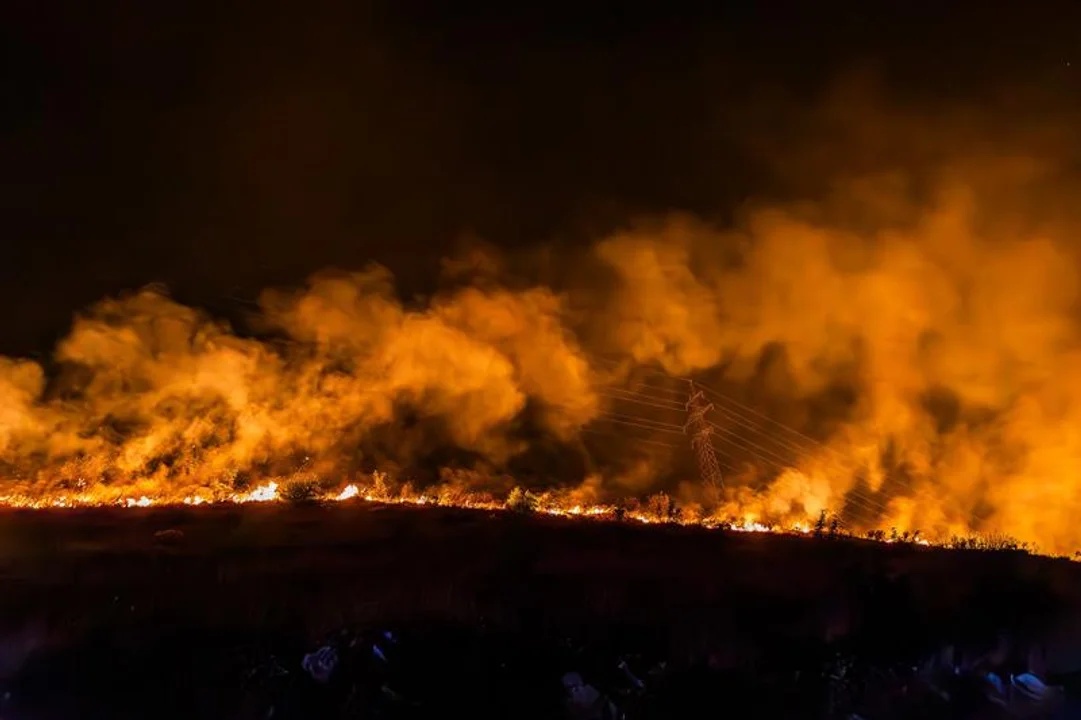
645,492,681,522
506,487,537,513
828,515,842,538
282,478,320,504
948,533,1031,553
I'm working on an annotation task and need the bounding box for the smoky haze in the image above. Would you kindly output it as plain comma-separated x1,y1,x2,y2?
3,2,1081,551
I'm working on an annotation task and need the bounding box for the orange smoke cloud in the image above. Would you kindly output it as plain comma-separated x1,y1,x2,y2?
4,87,1081,553
0,266,601,504
588,152,1081,552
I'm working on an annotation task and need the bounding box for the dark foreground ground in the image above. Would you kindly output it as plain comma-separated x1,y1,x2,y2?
2,502,1081,718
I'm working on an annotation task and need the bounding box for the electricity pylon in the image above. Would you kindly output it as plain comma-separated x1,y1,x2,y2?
684,381,724,491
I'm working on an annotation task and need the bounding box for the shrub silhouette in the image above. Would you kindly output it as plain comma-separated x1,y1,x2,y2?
282,478,320,504
506,487,537,513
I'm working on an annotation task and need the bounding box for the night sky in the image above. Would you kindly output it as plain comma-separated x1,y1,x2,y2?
2,0,1078,356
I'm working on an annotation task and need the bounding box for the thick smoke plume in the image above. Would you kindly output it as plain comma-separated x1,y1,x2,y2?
0,269,599,499
4,89,1081,552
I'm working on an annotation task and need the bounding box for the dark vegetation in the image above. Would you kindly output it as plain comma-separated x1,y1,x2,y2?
0,502,1080,718
280,477,322,504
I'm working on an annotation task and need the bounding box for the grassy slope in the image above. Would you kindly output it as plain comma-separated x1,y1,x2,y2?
1,502,1077,659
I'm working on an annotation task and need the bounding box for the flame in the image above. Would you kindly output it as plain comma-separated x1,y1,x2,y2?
335,484,359,501
6,117,1081,557
233,482,279,504
0,482,1038,565
0,477,1037,559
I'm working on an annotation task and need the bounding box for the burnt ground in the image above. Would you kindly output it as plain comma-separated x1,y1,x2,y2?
1,501,1081,718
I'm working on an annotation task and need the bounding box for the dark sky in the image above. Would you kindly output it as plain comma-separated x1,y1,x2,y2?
2,0,1078,355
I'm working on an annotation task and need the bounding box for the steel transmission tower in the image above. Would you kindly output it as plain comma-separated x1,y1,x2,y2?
684,381,724,491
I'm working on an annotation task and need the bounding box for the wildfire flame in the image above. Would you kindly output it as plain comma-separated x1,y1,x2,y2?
335,484,359,501
0,474,1030,557
234,481,279,504
5,141,1081,556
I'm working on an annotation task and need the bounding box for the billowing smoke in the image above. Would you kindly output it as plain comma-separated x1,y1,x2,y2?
0,268,600,500
592,181,1081,551
4,85,1081,552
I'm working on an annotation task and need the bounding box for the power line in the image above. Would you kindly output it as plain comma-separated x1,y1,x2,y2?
626,381,688,399
590,356,984,523
704,416,920,522
561,355,992,530
597,390,685,414
693,378,995,525
601,385,685,408
601,411,683,431
591,414,687,436
578,428,682,451
587,359,928,526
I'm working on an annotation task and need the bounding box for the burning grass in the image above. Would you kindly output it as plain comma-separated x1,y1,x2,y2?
0,468,1053,560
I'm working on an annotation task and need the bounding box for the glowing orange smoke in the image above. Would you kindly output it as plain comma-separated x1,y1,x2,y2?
4,142,1081,556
